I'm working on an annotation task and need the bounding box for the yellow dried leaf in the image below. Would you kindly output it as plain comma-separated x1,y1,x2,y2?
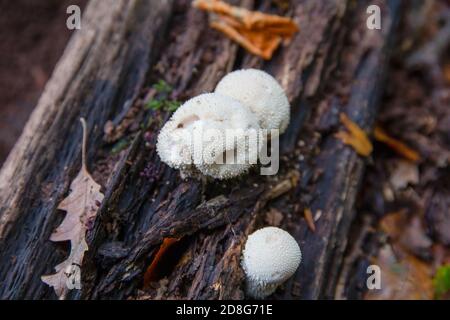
193,0,298,60
374,126,420,162
336,113,373,157
210,19,282,60
41,118,104,299
303,208,316,232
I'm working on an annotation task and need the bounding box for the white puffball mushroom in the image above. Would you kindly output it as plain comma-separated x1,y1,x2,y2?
241,227,301,299
156,93,261,179
196,121,262,180
215,69,290,133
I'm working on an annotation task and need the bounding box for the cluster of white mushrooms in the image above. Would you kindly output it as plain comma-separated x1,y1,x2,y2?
156,69,290,179
156,70,300,299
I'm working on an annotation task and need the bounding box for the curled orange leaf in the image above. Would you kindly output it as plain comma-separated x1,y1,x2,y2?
143,237,180,286
193,0,298,60
336,113,373,157
303,208,316,233
374,126,420,162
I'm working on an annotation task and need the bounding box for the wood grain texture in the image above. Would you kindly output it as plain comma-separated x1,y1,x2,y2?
0,0,174,299
0,0,401,300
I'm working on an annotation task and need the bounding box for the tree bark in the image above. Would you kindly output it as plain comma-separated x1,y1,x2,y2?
0,0,401,300
0,0,174,299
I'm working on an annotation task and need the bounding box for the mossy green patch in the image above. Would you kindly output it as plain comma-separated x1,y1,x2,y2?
145,80,181,112
434,264,450,299
111,138,130,154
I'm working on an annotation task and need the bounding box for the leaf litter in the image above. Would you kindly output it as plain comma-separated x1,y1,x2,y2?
193,0,298,60
335,113,373,157
41,118,104,299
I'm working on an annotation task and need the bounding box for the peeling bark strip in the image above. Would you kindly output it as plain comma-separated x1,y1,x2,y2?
0,0,400,300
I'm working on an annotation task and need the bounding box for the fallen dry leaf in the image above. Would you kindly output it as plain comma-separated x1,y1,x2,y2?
374,126,420,162
365,244,433,300
380,210,432,259
264,170,299,201
389,160,419,190
303,208,316,232
336,113,373,157
210,18,281,60
41,118,104,299
193,0,298,60
143,237,180,287
379,209,408,239
368,210,434,300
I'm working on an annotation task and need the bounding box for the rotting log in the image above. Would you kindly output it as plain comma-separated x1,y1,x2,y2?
0,0,401,300
0,0,174,299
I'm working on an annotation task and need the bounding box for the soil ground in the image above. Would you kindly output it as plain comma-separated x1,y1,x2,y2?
0,0,87,164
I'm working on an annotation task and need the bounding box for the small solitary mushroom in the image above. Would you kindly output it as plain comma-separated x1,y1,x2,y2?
241,226,301,299
156,92,261,179
215,69,290,133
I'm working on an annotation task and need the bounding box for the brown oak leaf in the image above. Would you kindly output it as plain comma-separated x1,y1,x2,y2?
41,118,104,299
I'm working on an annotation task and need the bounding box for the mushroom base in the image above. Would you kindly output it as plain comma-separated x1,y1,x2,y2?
245,279,279,299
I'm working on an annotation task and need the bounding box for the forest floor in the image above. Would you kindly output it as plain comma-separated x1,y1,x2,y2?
0,0,87,164
358,1,450,299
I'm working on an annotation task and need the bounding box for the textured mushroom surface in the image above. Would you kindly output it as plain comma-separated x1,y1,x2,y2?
157,93,262,179
215,69,290,133
241,226,301,298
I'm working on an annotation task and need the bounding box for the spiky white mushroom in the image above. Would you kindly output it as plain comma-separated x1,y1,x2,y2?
215,69,290,133
156,93,262,179
241,227,301,299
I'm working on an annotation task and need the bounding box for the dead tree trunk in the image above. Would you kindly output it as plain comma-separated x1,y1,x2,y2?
0,0,401,300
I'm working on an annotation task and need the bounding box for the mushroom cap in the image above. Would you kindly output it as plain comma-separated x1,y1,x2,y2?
215,69,290,133
157,93,262,179
196,123,263,179
242,227,301,286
